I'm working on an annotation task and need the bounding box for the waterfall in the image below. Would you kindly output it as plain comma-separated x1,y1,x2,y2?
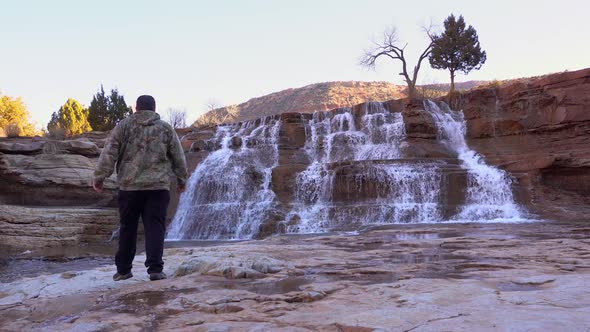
170,100,528,241
287,102,443,233
303,103,406,162
167,116,281,240
424,100,524,221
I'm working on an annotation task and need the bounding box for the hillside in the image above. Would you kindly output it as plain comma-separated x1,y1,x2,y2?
194,80,492,127
194,81,406,127
420,80,488,92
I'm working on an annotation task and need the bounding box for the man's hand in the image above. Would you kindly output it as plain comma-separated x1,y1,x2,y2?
178,183,186,194
93,180,104,193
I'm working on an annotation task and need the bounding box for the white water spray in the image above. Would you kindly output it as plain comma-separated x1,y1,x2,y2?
167,116,282,240
288,102,443,233
424,100,524,221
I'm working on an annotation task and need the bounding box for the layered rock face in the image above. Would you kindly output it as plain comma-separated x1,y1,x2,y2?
457,68,590,220
173,68,589,240
0,134,119,250
0,205,118,249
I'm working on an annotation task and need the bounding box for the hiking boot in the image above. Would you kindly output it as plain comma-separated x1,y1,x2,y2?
149,272,167,281
113,272,133,281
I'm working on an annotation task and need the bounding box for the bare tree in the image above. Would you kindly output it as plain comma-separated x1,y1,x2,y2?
166,108,187,129
360,26,434,98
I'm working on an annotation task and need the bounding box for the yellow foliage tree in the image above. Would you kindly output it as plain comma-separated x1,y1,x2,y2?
47,98,92,137
0,95,39,137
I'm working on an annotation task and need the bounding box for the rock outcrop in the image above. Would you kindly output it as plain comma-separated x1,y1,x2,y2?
400,68,590,220
0,135,119,250
0,128,204,250
389,68,590,221
459,68,590,220
0,205,118,249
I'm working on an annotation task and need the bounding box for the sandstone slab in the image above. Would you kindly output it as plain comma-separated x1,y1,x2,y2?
1,222,589,331
0,205,119,250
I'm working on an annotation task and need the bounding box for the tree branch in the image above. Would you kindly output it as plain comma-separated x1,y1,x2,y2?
412,40,433,85
359,25,435,98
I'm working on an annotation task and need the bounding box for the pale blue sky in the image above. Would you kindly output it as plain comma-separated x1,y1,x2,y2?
1,0,588,127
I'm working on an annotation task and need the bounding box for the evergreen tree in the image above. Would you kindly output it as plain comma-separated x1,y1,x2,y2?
87,85,132,131
429,14,487,95
107,88,132,129
49,98,92,136
87,85,109,131
47,111,59,132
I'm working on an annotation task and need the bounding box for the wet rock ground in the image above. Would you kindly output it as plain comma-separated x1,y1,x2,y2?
1,221,589,331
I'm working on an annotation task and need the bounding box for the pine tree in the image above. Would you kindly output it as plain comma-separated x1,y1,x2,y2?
107,88,132,129
429,14,487,95
87,86,132,131
87,85,109,131
47,111,60,132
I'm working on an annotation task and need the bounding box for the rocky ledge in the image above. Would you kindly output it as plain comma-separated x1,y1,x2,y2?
0,205,118,250
0,134,120,250
1,222,589,331
0,131,184,250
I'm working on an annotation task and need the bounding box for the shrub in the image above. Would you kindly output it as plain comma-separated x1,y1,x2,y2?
5,123,22,138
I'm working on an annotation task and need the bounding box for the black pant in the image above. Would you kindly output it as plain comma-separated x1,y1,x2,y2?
116,190,170,274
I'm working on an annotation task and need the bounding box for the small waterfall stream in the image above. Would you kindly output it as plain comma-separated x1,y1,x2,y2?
287,102,443,233
167,116,281,240
424,100,524,221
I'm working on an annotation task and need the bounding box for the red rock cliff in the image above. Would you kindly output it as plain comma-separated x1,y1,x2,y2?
458,68,590,220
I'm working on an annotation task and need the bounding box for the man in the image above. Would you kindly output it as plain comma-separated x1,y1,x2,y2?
93,95,188,281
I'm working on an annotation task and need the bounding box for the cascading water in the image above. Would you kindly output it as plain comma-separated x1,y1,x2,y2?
304,103,406,162
424,100,524,221
170,100,527,240
167,116,281,240
288,102,444,233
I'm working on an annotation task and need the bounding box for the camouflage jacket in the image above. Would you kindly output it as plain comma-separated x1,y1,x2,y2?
94,110,188,191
